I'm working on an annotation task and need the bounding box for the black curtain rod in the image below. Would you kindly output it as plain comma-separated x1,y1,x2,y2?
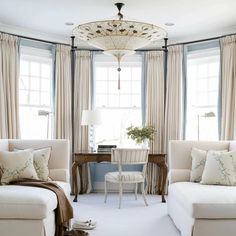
0,30,70,46
168,32,236,47
2,30,235,50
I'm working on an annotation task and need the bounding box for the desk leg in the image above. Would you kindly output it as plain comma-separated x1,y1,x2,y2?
72,162,78,202
79,164,83,194
161,163,168,203
157,166,163,195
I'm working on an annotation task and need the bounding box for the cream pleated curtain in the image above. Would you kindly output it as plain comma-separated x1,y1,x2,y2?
220,35,236,140
164,45,183,155
74,51,92,194
145,51,165,194
55,44,72,140
0,33,20,139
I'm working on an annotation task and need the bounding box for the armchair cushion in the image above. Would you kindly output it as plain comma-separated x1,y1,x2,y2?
0,185,57,219
169,182,236,219
105,171,144,183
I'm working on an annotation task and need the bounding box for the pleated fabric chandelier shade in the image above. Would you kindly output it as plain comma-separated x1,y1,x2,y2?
73,3,167,89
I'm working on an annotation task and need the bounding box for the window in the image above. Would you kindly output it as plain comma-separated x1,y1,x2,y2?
19,46,54,139
93,53,143,147
185,45,220,140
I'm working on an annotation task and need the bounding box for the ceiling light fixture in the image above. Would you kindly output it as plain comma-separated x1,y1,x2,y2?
72,2,167,89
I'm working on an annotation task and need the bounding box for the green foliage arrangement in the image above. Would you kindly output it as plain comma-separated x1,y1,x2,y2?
126,125,156,144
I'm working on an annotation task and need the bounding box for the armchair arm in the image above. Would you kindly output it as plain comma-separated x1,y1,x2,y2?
168,169,191,184
49,169,70,182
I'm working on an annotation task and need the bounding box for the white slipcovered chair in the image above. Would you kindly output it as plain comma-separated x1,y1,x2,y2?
104,148,149,208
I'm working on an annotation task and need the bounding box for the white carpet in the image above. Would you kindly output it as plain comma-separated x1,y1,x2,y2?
71,193,180,236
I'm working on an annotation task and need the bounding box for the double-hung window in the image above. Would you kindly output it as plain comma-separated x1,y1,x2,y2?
93,53,143,147
185,43,220,140
19,45,54,139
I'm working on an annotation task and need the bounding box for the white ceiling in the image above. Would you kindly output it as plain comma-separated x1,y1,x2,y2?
0,0,236,48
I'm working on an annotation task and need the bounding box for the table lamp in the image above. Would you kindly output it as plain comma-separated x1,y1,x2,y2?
81,109,102,151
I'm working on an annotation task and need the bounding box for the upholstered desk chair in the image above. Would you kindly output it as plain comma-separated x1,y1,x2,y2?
104,148,149,208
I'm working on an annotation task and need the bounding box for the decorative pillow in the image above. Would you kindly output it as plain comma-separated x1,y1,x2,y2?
190,148,207,182
33,148,51,181
201,151,236,186
190,148,227,182
14,147,51,181
0,150,39,184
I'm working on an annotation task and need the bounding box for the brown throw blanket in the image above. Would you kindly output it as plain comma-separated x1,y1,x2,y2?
9,179,87,236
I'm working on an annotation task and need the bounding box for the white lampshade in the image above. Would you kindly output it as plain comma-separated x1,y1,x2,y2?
81,110,102,126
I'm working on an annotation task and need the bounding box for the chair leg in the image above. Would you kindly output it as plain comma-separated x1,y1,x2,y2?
135,183,138,200
141,182,148,206
119,182,123,209
104,180,108,203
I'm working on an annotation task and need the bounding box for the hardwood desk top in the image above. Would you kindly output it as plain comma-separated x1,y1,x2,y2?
73,151,166,164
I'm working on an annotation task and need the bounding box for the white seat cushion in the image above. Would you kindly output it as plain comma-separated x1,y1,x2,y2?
0,185,57,219
105,171,144,183
169,182,236,219
0,181,71,220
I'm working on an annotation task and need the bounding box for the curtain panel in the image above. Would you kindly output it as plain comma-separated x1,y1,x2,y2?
74,50,92,194
0,33,20,139
54,44,72,140
145,51,165,194
220,35,236,140
164,45,183,155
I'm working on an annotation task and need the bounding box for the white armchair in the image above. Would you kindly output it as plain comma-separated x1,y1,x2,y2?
104,148,149,208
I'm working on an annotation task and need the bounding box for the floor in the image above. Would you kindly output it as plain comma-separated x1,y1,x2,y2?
71,193,180,236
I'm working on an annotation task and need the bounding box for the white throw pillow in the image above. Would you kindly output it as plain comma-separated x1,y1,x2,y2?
190,148,207,182
0,150,39,184
201,151,236,186
190,148,227,182
14,147,51,181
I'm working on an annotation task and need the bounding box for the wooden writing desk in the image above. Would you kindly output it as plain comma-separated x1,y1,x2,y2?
72,152,167,203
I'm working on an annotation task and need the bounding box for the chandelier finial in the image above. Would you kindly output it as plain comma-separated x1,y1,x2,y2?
115,3,124,20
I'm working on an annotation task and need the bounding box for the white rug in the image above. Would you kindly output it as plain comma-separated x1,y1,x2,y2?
71,193,180,236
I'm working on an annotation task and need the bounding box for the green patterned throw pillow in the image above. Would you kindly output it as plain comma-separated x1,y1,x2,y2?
190,148,207,182
0,150,39,184
33,148,51,181
14,147,51,181
190,148,227,182
201,151,236,186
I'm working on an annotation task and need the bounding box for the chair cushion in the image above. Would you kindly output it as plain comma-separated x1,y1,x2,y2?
105,171,144,183
0,181,71,219
168,182,236,219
